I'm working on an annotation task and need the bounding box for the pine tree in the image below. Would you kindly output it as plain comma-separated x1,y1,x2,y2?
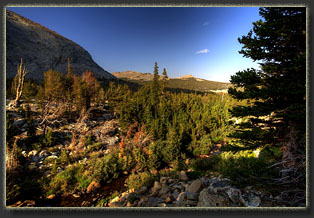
150,62,160,113
162,68,168,93
43,69,64,102
228,7,306,134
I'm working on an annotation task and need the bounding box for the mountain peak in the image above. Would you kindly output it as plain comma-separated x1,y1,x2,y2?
6,10,115,81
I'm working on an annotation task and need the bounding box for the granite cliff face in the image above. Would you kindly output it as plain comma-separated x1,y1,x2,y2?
6,10,116,81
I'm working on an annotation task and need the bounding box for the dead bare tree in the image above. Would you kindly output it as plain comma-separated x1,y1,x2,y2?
13,59,28,106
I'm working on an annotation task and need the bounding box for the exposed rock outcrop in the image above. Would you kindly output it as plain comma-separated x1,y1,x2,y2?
6,10,116,81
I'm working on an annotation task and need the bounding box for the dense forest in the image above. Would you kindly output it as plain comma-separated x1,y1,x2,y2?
5,7,306,207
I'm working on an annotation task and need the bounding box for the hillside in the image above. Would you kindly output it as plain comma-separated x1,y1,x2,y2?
6,10,115,81
112,71,231,92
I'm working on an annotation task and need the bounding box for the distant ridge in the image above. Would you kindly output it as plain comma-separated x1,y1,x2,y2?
6,10,116,81
113,71,231,92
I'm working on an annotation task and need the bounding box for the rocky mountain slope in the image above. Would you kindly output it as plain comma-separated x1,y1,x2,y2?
113,71,231,92
6,10,115,81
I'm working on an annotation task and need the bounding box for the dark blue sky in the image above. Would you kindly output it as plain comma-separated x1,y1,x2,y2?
7,7,261,82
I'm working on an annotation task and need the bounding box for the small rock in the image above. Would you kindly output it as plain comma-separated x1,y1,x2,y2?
146,197,164,207
178,171,188,181
46,155,58,161
28,150,38,157
165,196,174,204
47,194,56,200
151,181,162,193
72,194,80,198
158,186,171,196
158,203,167,207
160,177,168,184
135,186,147,195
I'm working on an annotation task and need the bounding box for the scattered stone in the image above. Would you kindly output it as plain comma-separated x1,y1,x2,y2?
72,194,80,198
47,194,56,200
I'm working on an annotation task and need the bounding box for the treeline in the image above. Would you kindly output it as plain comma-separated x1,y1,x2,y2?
8,69,106,115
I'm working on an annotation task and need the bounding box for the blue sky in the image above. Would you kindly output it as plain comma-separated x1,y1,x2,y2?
7,7,262,82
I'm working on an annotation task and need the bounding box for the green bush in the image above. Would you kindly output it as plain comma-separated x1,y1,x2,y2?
43,128,55,147
125,171,156,190
60,149,70,166
86,142,106,153
132,146,147,171
189,156,220,172
83,134,94,147
147,141,164,170
214,150,278,188
48,163,89,195
91,152,121,183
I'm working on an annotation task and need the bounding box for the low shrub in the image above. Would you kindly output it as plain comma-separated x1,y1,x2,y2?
48,163,86,195
125,171,156,190
214,150,278,188
90,152,121,184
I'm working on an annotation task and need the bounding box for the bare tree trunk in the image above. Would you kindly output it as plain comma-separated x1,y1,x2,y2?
14,59,28,106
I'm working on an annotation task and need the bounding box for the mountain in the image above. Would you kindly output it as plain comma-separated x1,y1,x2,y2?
112,71,231,92
6,10,116,81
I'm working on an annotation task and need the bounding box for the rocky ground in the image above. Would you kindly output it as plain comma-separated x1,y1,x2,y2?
105,171,280,207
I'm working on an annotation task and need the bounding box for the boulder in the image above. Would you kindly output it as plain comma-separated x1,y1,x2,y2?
240,193,261,207
197,188,231,207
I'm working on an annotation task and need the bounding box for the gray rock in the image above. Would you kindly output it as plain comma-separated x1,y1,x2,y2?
186,179,203,193
6,10,116,81
197,187,233,207
158,186,171,196
135,186,147,195
151,181,162,193
146,197,164,207
176,192,198,206
13,119,26,127
226,188,242,204
160,177,168,184
240,193,261,207
186,192,199,201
